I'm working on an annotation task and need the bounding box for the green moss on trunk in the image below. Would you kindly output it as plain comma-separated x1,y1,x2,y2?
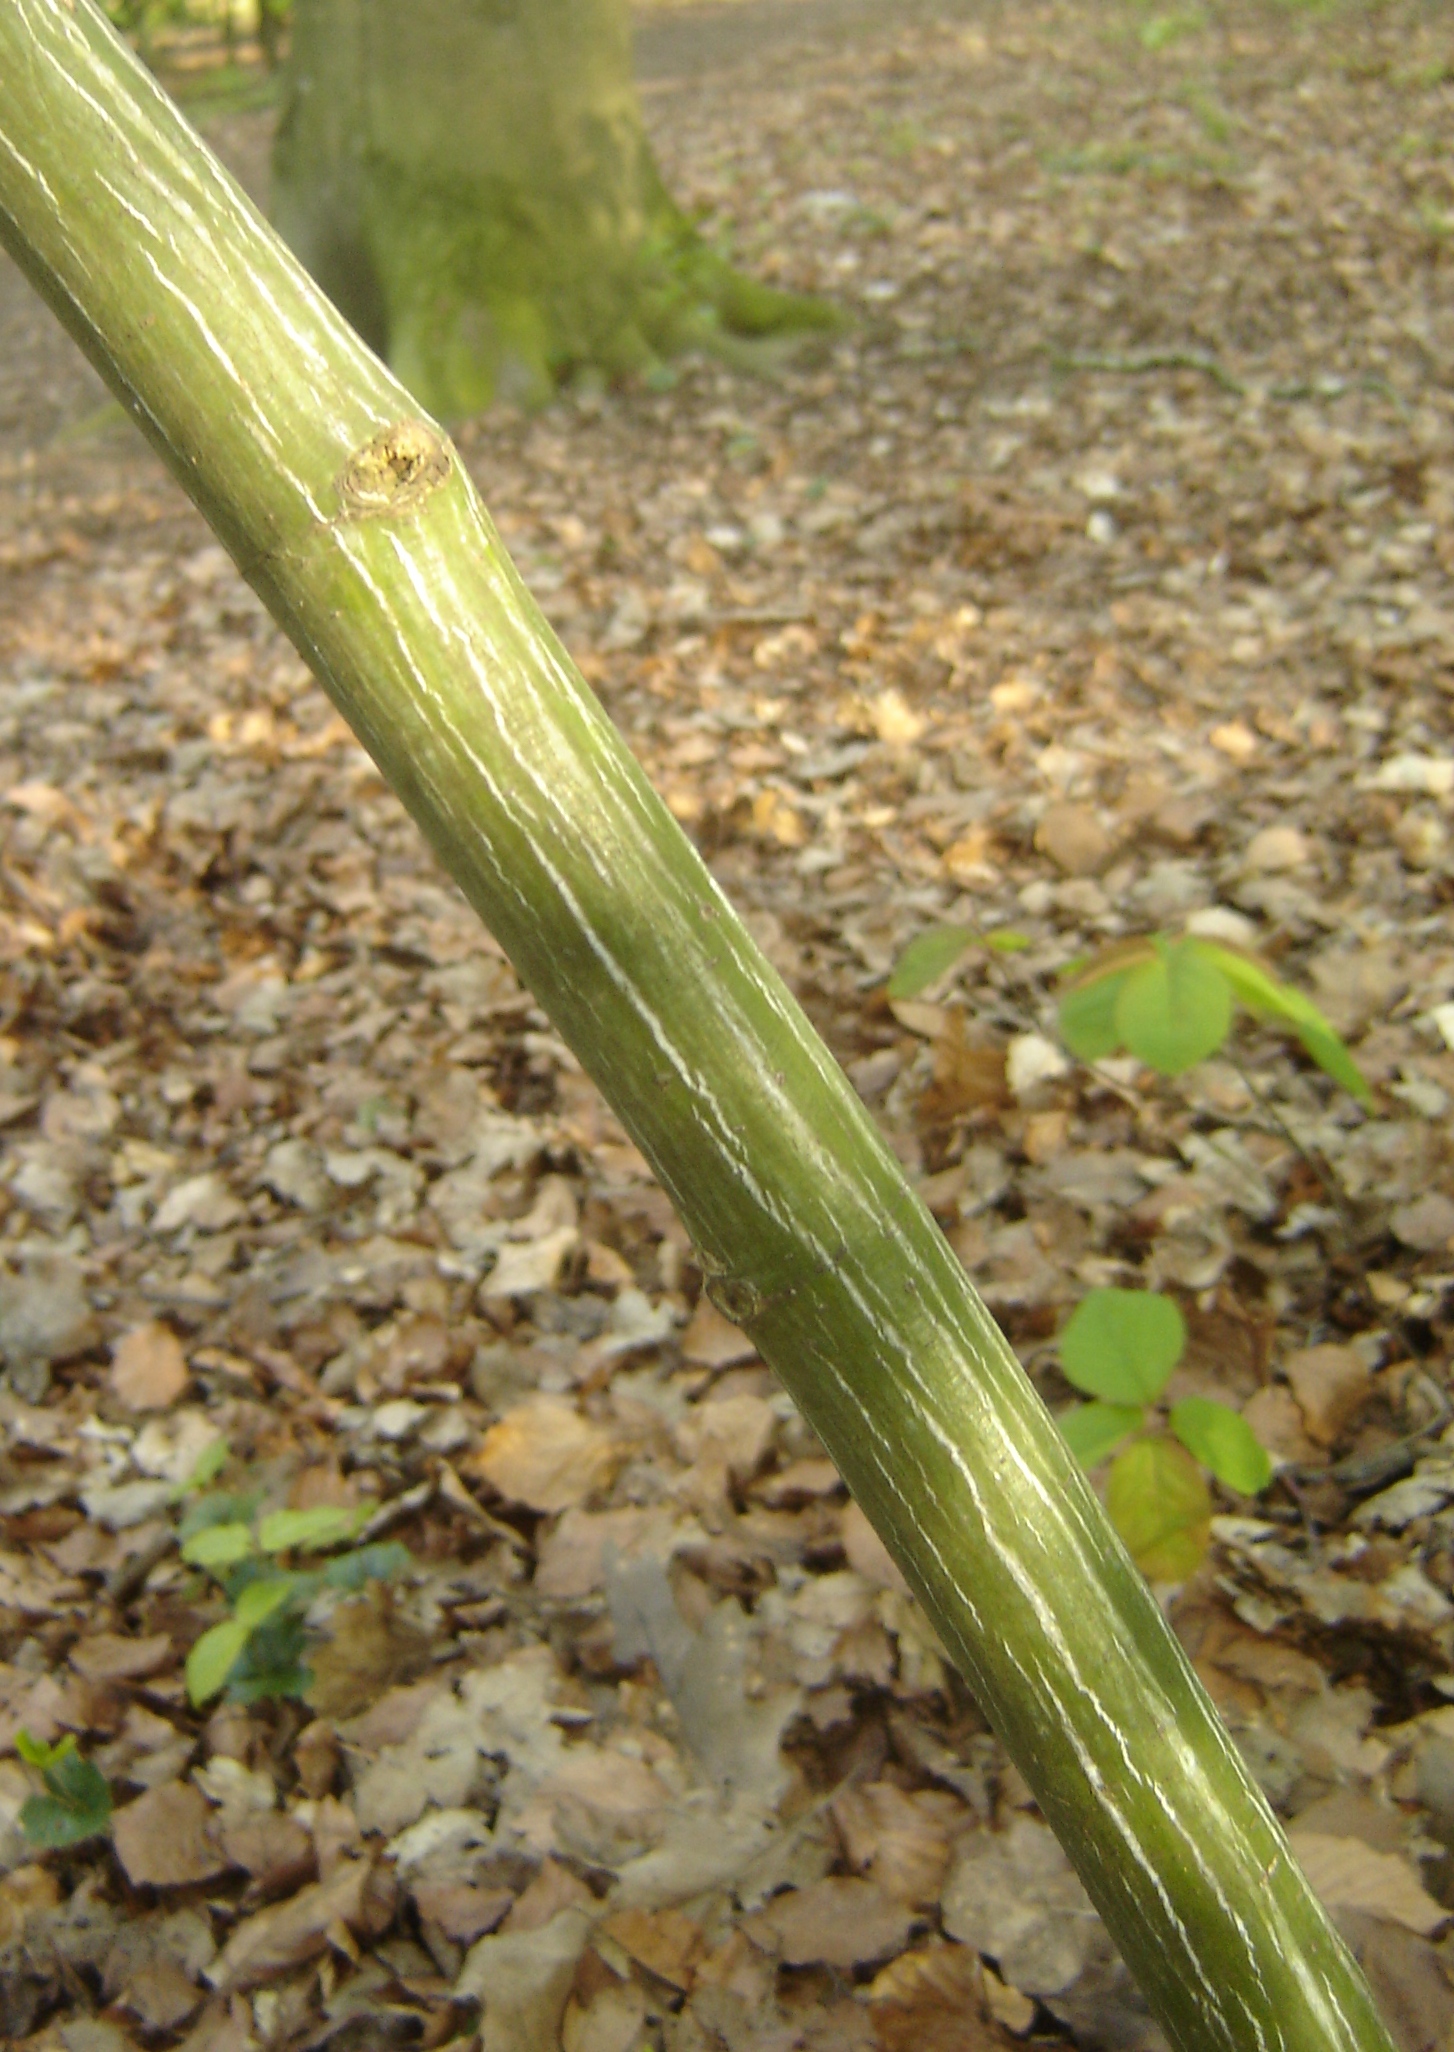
273,0,838,416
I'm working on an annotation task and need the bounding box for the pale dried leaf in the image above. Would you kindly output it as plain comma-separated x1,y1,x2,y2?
742,1875,914,1967
472,1397,618,1512
1289,1831,1449,1938
112,1783,229,1890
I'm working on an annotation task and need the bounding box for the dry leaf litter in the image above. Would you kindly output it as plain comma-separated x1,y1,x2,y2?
3,1,1454,2047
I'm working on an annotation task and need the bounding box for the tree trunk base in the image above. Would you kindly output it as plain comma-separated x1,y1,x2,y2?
272,0,841,420
366,177,839,417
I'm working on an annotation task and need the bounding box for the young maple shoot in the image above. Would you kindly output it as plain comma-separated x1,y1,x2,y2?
1059,932,1372,1104
16,1729,113,1850
1057,1288,1272,1579
180,1481,409,1708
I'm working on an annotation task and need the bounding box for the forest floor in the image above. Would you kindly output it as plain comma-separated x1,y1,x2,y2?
3,2,1454,2049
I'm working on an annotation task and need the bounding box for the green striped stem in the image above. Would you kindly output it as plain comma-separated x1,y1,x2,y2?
0,7,1395,2048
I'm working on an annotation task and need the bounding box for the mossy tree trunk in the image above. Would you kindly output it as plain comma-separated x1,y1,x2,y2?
272,0,835,414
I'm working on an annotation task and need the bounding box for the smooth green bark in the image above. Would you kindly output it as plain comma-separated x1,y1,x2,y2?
272,0,838,414
0,7,1398,2050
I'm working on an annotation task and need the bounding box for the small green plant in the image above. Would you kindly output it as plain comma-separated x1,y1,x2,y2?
1057,1287,1271,1579
181,1486,408,1708
1058,932,1371,1105
886,925,1029,1001
1138,7,1205,51
16,1730,113,1849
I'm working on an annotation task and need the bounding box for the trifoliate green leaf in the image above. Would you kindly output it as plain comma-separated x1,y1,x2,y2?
1058,1401,1144,1467
1114,938,1232,1076
1059,1288,1186,1404
1058,963,1132,1061
1170,1397,1273,1495
1106,1437,1212,1582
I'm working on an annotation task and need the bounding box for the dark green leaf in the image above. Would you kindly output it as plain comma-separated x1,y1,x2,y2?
20,1790,111,1849
177,1488,259,1545
322,1541,410,1591
1114,938,1232,1076
1058,1401,1144,1467
1059,1289,1186,1404
1106,1437,1212,1582
16,1731,111,1847
887,925,979,999
1170,1398,1273,1496
226,1609,312,1703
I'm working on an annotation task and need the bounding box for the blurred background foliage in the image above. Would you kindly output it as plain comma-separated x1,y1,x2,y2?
103,0,290,75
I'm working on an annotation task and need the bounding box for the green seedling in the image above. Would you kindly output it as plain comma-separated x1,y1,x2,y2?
887,924,1030,1001
16,1730,112,1849
180,1482,408,1708
1058,933,1372,1106
1057,1287,1271,1579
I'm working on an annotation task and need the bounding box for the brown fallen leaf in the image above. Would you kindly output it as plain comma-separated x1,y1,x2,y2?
679,1294,758,1369
868,1941,999,2052
456,1905,596,2040
1239,1385,1319,1469
600,1903,705,1992
0,1861,59,1945
1035,800,1114,876
483,1225,580,1299
215,1810,315,1892
1282,1344,1373,1448
309,1793,365,1881
206,1852,390,1991
675,1392,777,1486
69,1631,173,1684
304,1583,433,1719
503,1855,597,1935
741,1875,915,1968
292,1719,340,1800
412,1877,514,1944
1335,1908,1454,2052
840,1499,911,1595
173,1996,255,2052
470,1396,619,1513
1288,1831,1449,1938
112,1782,229,1889
833,1780,960,1908
918,1014,1007,1125
750,1456,843,1507
535,1504,699,1602
563,1976,650,2052
109,1321,189,1412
